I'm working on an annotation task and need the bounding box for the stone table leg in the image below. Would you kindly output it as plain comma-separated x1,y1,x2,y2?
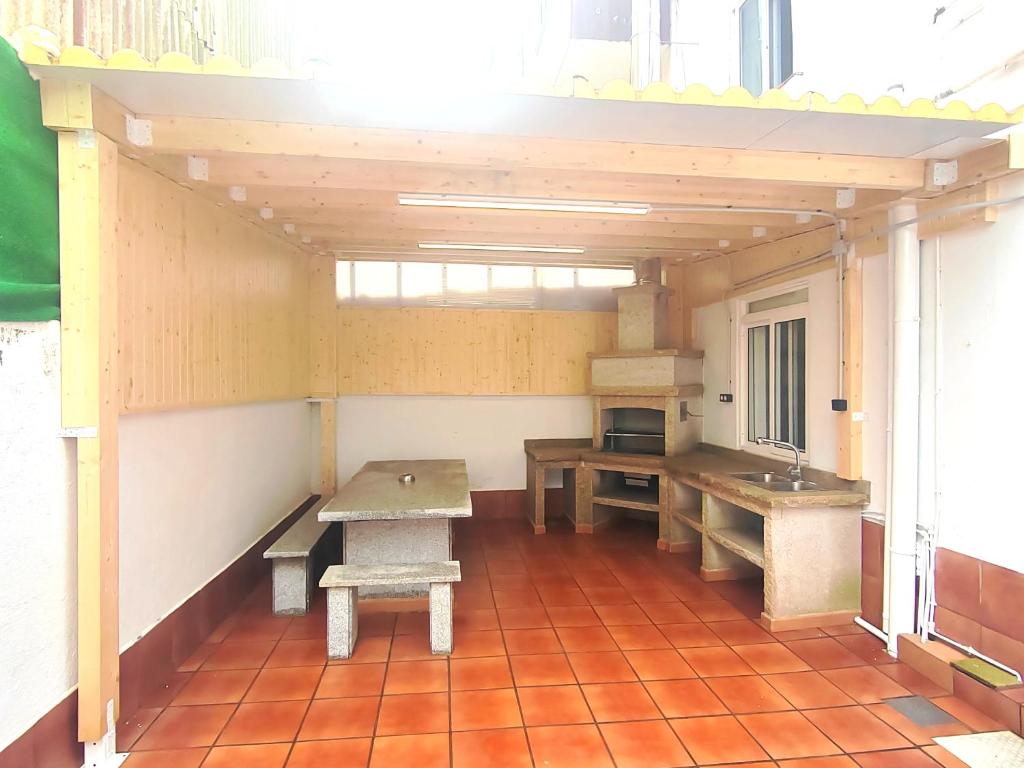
344,518,452,599
526,454,545,534
429,581,454,654
327,585,358,659
272,556,311,616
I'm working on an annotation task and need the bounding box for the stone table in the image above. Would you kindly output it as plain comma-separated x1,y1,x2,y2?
319,459,472,600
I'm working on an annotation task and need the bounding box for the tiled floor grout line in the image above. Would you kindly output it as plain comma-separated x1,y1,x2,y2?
203,615,287,762
120,521,994,767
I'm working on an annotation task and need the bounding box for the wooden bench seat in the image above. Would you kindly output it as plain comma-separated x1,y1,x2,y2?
263,497,331,616
319,561,462,658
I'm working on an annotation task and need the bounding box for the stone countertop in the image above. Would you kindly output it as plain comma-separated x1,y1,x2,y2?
319,459,472,522
523,439,869,513
524,438,592,463
666,446,869,513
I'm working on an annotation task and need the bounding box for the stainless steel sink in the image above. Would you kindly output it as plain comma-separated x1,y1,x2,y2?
764,480,819,492
728,472,820,492
729,472,790,484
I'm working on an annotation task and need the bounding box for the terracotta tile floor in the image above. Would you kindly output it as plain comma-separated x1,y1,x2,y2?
121,518,999,767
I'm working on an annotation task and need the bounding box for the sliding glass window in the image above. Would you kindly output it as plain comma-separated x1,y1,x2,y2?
743,289,807,451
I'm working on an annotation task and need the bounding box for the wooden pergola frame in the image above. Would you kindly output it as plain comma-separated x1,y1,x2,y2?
34,70,1022,743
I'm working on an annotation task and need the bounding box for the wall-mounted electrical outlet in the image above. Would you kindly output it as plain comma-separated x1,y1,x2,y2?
719,393,734,403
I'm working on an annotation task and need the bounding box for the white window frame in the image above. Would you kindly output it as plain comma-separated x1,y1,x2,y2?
735,279,811,464
335,259,633,311
733,0,794,95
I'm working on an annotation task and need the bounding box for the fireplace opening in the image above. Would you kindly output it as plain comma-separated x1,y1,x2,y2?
601,407,666,455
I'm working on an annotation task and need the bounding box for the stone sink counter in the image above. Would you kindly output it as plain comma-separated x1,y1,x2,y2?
665,444,870,516
523,440,869,631
524,440,869,517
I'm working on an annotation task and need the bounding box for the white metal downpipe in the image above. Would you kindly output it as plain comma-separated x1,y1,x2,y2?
886,202,921,655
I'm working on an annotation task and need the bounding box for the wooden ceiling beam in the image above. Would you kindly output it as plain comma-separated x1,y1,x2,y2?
270,209,804,241
301,226,730,252
141,115,924,190
230,187,819,226
186,155,900,213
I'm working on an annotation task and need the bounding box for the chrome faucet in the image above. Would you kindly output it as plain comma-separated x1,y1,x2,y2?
756,438,803,480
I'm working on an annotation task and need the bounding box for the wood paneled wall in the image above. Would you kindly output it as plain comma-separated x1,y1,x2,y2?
117,158,310,412
336,307,617,395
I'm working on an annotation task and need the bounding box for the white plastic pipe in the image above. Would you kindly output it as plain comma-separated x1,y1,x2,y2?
631,0,660,89
917,240,939,641
886,202,920,655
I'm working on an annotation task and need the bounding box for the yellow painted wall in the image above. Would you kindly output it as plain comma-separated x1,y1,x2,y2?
336,307,617,395
117,158,310,412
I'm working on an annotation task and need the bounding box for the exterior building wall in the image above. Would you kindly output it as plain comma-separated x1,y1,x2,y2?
0,322,77,751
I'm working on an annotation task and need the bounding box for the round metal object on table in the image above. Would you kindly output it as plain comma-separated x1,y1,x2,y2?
398,473,416,484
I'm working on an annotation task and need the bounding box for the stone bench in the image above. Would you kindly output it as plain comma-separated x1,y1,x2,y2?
319,561,462,659
263,497,332,616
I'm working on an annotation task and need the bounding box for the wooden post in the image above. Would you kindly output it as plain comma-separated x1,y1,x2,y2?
58,128,121,742
310,256,338,495
837,251,863,480
319,401,338,496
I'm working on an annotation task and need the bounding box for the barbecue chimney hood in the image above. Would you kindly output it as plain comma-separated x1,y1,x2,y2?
589,259,703,457
589,260,703,397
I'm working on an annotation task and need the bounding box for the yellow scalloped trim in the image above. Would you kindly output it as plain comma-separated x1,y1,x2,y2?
58,46,104,68
11,26,1022,125
106,49,153,70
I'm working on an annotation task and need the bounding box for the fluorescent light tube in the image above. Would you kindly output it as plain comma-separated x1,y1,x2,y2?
418,242,586,254
398,194,650,216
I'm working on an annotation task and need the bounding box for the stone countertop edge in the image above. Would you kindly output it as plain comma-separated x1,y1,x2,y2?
522,440,868,511
318,497,473,522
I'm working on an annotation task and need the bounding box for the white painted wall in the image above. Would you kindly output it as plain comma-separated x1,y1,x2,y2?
335,395,593,490
692,269,838,470
119,400,312,645
0,322,77,751
931,175,1024,573
677,0,1024,106
692,265,889,515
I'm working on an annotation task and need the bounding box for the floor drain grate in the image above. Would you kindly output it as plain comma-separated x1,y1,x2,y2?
883,695,958,726
935,731,1024,767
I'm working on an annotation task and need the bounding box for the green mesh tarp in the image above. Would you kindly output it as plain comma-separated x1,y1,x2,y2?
0,37,59,320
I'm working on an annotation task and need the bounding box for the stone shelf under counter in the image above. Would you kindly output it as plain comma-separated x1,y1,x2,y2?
525,441,870,631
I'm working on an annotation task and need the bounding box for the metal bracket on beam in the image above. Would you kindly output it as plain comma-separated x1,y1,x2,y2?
301,235,313,244
836,188,856,209
752,226,767,238
186,155,209,182
124,115,153,147
283,223,296,234
228,185,247,202
259,207,274,220
929,159,959,189
795,212,813,224
59,425,99,438
75,129,96,149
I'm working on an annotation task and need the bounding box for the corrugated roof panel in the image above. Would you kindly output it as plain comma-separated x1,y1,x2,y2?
15,34,1022,126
